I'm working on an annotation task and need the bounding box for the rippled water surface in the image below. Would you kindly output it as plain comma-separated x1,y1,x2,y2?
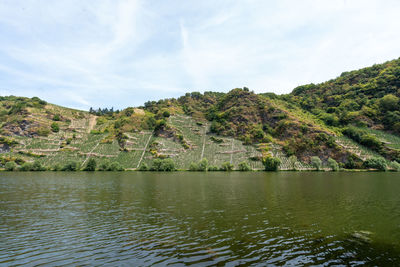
1,172,400,266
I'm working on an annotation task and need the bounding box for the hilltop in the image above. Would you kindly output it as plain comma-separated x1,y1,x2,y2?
1,58,400,171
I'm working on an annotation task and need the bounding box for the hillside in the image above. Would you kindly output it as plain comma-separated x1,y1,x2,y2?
1,58,400,171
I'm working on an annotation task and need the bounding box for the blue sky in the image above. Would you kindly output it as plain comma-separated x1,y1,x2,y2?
1,0,400,110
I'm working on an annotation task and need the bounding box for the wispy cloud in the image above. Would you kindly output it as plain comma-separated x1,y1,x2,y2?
0,0,400,109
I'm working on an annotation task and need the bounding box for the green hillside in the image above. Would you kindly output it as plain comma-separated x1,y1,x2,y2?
1,58,400,171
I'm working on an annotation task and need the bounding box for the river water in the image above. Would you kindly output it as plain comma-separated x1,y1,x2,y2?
1,171,400,266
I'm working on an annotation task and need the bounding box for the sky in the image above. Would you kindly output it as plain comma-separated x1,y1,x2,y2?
0,0,400,110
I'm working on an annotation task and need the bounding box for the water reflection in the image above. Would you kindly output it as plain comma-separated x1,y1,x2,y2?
1,171,400,265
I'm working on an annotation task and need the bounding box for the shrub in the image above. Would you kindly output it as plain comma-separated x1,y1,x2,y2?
150,158,175,171
53,114,61,121
363,157,387,171
98,161,110,171
208,165,219,171
263,157,281,171
32,161,46,171
109,162,124,171
138,163,149,171
220,162,234,171
189,162,199,171
84,158,97,171
51,122,60,133
238,161,251,171
288,155,298,170
52,164,62,171
389,161,400,172
20,162,34,171
327,158,339,171
5,161,16,171
311,156,323,171
62,161,78,171
198,158,209,171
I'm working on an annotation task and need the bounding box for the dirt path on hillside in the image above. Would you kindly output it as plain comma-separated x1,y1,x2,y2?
87,115,97,133
136,132,153,169
200,124,207,160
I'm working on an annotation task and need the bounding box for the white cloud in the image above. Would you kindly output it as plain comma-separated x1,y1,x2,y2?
0,0,400,109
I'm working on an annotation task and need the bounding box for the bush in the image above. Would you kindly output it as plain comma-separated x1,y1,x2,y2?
5,161,16,171
311,156,323,171
52,164,62,171
62,161,78,171
84,158,97,171
53,114,61,121
138,163,149,171
32,161,46,171
263,157,281,171
363,157,387,171
198,158,208,171
99,161,110,171
109,162,124,171
288,155,298,170
389,161,400,171
327,158,339,171
238,161,251,171
19,162,34,171
208,165,219,171
51,122,60,133
220,162,234,171
189,162,199,171
150,158,175,171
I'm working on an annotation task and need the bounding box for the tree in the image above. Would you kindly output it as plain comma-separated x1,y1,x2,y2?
32,161,46,171
208,165,219,171
379,94,399,111
53,114,61,121
238,161,251,171
189,162,199,171
220,162,234,171
288,155,298,170
311,156,323,171
62,161,78,171
51,122,60,132
150,158,175,171
109,162,124,171
84,158,97,171
327,158,339,171
389,161,400,171
138,163,149,171
5,161,16,171
263,157,281,171
20,162,34,171
364,157,387,171
198,158,209,171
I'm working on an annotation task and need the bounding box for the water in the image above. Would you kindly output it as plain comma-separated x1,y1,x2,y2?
1,171,400,266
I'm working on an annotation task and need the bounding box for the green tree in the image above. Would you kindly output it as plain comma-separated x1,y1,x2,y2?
5,161,16,171
311,156,323,171
20,162,34,171
62,161,78,171
151,158,175,171
327,158,339,171
379,94,399,111
288,155,298,170
109,162,124,171
51,122,60,132
389,161,400,171
238,161,251,171
189,162,199,171
263,157,281,171
32,161,46,171
53,114,61,121
208,165,219,171
84,158,97,171
220,162,234,171
99,161,110,171
364,157,387,171
138,163,149,171
198,158,209,171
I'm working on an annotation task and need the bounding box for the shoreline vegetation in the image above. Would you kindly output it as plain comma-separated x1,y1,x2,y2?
1,157,399,172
